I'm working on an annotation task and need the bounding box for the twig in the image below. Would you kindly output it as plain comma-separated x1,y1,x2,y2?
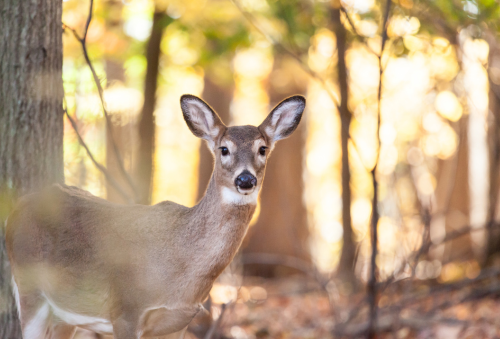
333,296,368,336
383,267,500,312
64,109,134,203
340,8,380,57
340,267,500,337
203,303,227,339
231,0,376,174
230,0,340,109
367,0,392,337
62,0,138,200
432,221,500,247
242,252,339,321
242,253,328,286
411,207,432,275
336,313,469,337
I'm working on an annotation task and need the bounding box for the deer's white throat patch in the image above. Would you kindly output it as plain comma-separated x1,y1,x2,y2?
221,187,258,205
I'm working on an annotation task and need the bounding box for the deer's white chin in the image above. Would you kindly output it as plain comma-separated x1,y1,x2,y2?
236,187,255,195
221,187,258,205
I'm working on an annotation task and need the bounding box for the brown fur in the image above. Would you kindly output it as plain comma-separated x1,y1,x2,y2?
6,95,305,339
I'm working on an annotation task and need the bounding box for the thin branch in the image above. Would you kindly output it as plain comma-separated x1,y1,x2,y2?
203,303,227,339
432,221,500,247
231,0,340,109
62,0,139,200
242,253,328,286
367,0,392,337
242,252,339,321
82,0,93,42
411,207,432,275
336,313,469,337
386,267,500,314
64,109,134,203
231,0,373,173
340,8,380,57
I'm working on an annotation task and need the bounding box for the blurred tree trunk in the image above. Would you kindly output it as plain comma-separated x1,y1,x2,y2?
243,57,310,277
434,120,472,262
331,5,356,286
486,33,500,263
196,76,233,201
0,0,64,337
104,60,138,204
106,111,137,203
134,10,167,205
104,0,137,204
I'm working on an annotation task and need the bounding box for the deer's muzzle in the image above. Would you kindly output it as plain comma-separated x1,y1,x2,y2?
235,171,257,190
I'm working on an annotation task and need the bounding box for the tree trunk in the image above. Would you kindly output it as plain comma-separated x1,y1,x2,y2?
331,6,356,285
135,11,167,205
486,34,500,262
106,113,137,203
196,77,233,201
434,120,472,262
0,0,64,337
104,0,136,204
243,57,310,278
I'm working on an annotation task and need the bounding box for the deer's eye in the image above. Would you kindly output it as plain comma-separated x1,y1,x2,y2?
219,147,229,156
259,146,267,156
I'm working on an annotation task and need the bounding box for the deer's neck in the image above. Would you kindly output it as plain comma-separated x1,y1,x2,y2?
191,176,256,238
186,176,256,272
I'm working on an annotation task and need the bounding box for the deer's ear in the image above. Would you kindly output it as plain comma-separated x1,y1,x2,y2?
180,95,226,147
259,95,305,145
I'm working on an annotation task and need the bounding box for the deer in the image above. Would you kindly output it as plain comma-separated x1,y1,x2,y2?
6,94,306,339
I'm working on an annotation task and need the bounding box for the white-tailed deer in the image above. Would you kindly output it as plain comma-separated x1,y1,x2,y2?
6,94,305,339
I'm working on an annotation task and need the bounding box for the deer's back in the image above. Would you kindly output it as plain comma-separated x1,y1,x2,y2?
8,184,141,264
5,184,186,314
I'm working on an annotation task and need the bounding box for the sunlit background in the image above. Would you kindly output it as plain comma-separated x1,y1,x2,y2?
61,0,498,329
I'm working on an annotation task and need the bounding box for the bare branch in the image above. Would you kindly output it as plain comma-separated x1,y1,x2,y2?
82,0,93,43
62,0,139,201
203,303,227,339
367,0,392,337
242,253,328,286
340,8,380,57
230,0,340,109
432,221,500,247
64,109,134,204
230,0,373,173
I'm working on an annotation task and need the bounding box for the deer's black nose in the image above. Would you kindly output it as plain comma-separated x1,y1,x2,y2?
235,171,257,190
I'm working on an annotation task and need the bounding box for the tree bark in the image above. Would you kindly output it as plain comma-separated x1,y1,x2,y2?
0,0,64,337
243,57,310,277
331,6,356,285
135,11,167,205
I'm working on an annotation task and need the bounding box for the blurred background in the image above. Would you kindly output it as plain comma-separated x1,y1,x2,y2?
59,0,500,337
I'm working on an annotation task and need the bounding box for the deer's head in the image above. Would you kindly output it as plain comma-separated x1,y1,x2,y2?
180,94,305,205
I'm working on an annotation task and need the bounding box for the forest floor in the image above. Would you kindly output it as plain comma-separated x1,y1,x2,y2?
196,272,500,339
74,272,500,339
